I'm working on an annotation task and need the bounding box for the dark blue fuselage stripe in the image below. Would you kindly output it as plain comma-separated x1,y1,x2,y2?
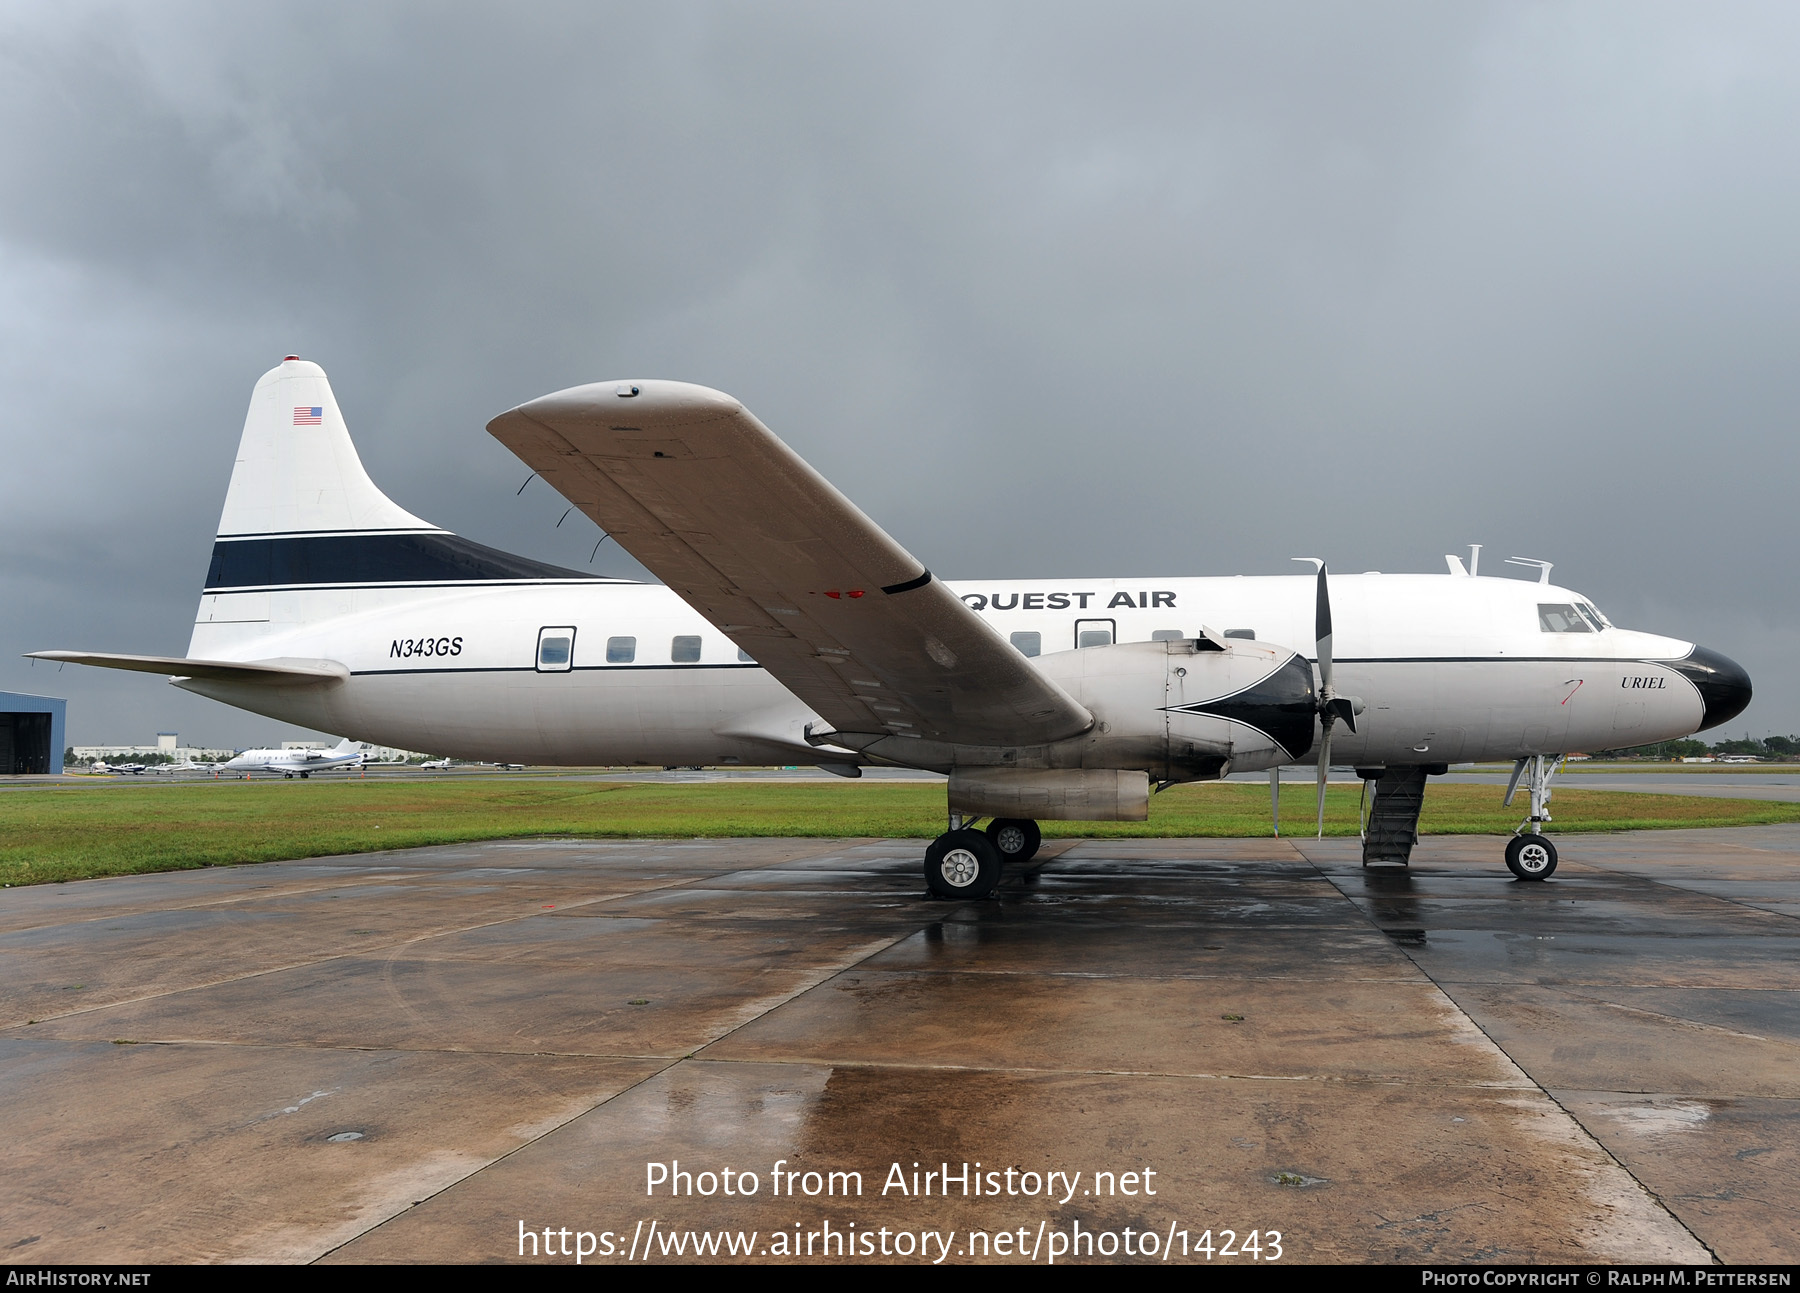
204,532,601,590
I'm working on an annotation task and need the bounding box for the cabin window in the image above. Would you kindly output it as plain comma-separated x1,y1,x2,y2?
606,635,637,663
1075,619,1115,648
1150,629,1185,642
536,626,576,673
671,635,702,663
737,648,756,663
1538,604,1593,634
1224,628,1256,640
1010,631,1041,657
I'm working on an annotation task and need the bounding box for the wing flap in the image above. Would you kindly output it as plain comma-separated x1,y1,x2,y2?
488,381,1092,747
27,651,349,685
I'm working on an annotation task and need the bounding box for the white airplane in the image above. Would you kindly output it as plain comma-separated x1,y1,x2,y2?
419,758,454,770
33,358,1750,892
223,737,364,779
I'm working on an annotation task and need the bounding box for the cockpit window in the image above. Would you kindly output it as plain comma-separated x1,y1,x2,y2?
1539,604,1593,633
1580,602,1611,629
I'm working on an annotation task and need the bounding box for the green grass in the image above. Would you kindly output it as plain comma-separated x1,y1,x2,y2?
4,779,1799,888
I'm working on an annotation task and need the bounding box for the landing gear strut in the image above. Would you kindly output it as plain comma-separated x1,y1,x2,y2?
1503,754,1562,881
924,812,1045,899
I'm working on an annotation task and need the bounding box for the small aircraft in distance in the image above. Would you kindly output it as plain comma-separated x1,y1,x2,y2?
224,738,364,779
419,758,455,770
153,759,224,773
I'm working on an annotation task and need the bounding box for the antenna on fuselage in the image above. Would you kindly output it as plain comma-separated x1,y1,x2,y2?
1468,544,1481,576
1505,556,1554,585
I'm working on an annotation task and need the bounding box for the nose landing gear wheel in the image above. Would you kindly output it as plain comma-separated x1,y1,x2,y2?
924,829,1003,900
1505,833,1558,880
985,817,1042,864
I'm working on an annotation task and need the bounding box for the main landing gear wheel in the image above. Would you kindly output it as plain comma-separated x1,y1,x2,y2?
924,829,1003,900
986,818,1042,864
1505,834,1558,881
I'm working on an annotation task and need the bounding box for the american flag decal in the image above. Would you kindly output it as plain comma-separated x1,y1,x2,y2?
294,406,323,425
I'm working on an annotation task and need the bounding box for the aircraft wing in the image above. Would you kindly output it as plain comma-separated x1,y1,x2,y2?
488,381,1093,748
26,652,348,686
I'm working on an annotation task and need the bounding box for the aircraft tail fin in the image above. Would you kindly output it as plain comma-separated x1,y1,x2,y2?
190,358,599,659
215,357,435,540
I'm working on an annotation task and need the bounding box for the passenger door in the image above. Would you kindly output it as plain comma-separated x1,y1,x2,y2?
535,626,576,672
1074,619,1115,649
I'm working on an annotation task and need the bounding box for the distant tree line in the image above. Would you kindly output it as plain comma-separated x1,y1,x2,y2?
64,749,180,765
1590,735,1800,760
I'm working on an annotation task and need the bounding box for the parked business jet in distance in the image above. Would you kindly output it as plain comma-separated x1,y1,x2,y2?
223,737,364,779
32,358,1752,895
420,758,454,770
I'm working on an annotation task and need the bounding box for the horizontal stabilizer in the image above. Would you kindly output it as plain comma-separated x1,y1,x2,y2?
27,651,349,686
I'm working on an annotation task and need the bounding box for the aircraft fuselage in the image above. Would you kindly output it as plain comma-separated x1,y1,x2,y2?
178,571,1726,773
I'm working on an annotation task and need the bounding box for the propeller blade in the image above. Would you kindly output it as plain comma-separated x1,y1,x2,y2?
1314,562,1334,695
1325,694,1359,735
1271,765,1280,837
1316,719,1333,838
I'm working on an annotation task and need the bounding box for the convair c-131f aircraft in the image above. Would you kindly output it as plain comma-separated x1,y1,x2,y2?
34,358,1751,895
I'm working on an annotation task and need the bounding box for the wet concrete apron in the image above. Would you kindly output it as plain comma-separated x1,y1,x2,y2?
3,828,1794,1264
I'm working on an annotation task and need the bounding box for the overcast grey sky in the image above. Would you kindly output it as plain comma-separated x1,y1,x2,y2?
3,1,1796,749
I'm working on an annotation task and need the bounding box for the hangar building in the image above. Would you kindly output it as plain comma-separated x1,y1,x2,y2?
0,692,66,775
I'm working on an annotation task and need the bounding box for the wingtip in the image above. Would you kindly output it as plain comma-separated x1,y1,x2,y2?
497,379,743,432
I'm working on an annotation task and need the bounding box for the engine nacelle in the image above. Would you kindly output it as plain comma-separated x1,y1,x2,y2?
1032,635,1316,782
837,635,1317,806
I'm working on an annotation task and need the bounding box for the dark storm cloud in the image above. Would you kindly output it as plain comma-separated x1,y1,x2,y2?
3,1,1796,745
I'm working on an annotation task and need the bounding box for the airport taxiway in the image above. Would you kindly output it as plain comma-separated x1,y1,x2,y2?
3,828,1797,1264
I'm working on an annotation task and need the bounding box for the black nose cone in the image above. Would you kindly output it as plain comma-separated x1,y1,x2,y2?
1670,646,1753,731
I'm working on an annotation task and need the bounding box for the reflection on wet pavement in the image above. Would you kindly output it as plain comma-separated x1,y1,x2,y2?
6,828,1796,1262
